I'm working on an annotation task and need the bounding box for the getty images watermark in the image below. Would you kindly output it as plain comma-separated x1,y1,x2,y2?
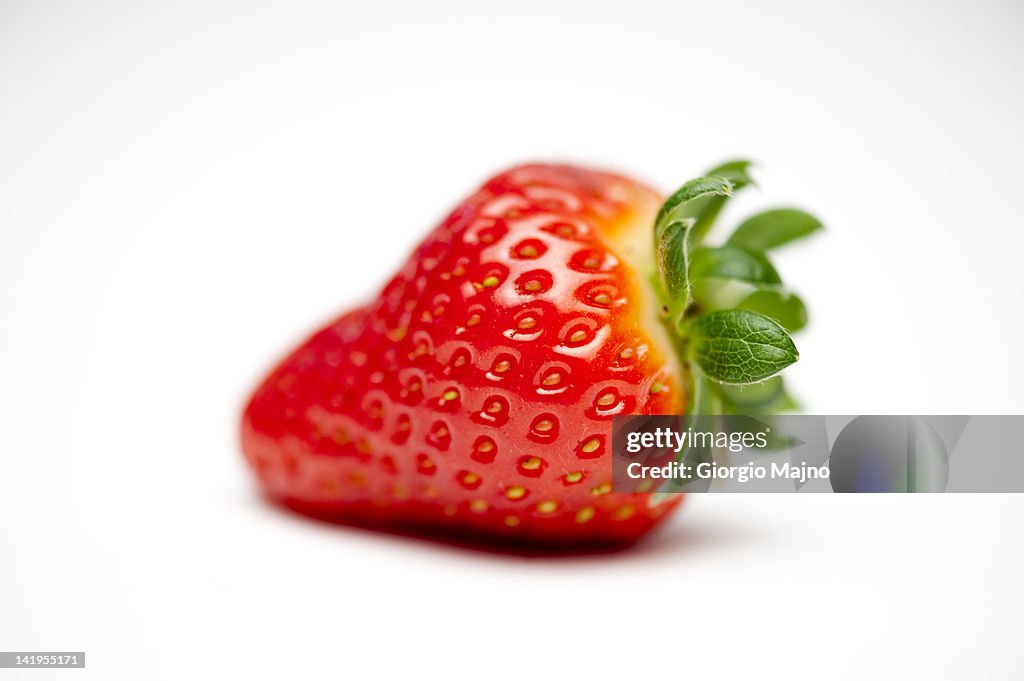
611,415,1024,493
621,421,828,484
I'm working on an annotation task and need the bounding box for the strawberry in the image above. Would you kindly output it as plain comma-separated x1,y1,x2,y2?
241,162,815,547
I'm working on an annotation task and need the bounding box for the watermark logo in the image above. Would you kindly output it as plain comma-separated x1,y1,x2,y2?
611,415,1010,493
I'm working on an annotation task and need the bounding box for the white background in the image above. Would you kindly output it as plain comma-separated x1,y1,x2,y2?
2,0,1023,678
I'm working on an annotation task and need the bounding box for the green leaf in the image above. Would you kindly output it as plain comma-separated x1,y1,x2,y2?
775,390,800,412
715,375,799,414
654,176,736,324
690,277,758,311
717,376,786,409
727,208,823,251
685,160,755,243
656,219,692,302
689,245,781,285
654,176,734,241
737,289,808,332
707,159,755,186
688,309,799,384
689,369,721,416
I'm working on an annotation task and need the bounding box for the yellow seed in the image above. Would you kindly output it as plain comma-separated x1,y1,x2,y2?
536,500,558,514
583,257,600,269
523,279,543,292
575,506,596,524
542,372,562,387
386,327,408,342
581,437,601,454
469,499,489,513
482,275,500,288
517,316,537,330
613,505,635,520
442,389,459,401
505,485,527,500
486,400,503,414
504,516,521,527
467,313,482,327
476,439,495,453
618,347,635,360
650,381,665,395
596,392,616,407
564,471,583,484
518,244,539,258
568,329,588,343
493,359,512,374
461,472,480,485
533,419,555,433
520,456,543,471
592,292,612,306
590,482,612,496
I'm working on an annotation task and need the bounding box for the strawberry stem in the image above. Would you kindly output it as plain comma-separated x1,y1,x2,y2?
651,160,816,408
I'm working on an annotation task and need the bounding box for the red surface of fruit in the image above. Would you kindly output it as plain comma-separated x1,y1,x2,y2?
241,164,686,547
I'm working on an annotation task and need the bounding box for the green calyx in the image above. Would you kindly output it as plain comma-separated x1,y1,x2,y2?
651,159,821,415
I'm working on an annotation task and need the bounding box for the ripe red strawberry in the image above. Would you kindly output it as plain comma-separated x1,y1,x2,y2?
241,162,812,547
